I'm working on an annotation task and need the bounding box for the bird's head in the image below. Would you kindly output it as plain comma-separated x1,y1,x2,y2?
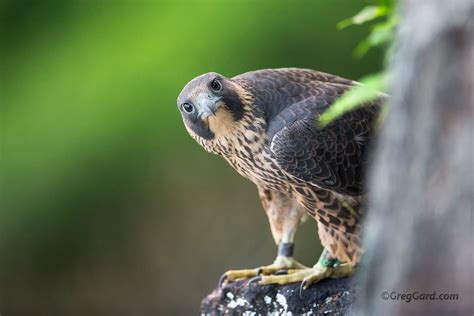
177,72,249,141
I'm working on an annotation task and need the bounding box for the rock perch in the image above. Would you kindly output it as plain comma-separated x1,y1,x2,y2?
201,277,359,315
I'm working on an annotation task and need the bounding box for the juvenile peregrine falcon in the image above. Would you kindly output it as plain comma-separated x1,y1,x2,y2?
177,68,381,289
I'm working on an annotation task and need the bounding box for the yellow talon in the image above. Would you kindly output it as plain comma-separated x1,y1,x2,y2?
222,268,259,283
219,256,307,286
258,262,355,288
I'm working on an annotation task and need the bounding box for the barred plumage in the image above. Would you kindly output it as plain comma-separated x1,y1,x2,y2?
178,67,382,286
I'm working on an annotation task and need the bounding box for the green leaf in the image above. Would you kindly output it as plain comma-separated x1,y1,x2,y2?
337,5,388,29
354,39,371,58
353,14,399,58
319,72,386,126
369,15,398,43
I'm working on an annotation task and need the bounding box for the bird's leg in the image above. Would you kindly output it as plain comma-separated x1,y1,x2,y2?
255,189,309,275
255,242,308,275
255,248,355,288
219,189,309,286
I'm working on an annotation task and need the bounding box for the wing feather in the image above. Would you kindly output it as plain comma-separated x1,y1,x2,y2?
236,68,382,195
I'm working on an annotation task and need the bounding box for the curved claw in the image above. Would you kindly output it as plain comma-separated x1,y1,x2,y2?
275,269,288,275
218,273,228,287
299,280,307,297
248,276,262,285
257,267,289,276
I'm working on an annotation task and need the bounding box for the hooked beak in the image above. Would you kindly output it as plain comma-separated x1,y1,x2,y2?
197,93,221,119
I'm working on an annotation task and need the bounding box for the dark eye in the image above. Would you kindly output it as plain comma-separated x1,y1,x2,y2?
210,78,222,92
182,102,194,113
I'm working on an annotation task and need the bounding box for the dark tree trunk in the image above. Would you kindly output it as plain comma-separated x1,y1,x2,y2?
359,0,474,315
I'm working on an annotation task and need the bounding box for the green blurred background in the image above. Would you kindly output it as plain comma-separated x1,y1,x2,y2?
1,0,382,314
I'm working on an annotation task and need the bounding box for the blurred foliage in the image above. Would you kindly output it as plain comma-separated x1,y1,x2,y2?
320,0,397,125
319,72,385,127
0,0,384,314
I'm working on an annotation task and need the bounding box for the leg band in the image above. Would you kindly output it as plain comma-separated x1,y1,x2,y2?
318,249,342,267
278,242,294,257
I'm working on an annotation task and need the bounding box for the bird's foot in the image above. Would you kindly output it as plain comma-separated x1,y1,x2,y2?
253,261,354,290
219,256,307,286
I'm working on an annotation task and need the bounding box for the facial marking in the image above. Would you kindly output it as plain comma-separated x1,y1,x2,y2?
178,72,252,150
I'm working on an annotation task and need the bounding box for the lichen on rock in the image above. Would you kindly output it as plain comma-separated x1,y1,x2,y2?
201,277,359,315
